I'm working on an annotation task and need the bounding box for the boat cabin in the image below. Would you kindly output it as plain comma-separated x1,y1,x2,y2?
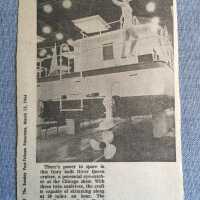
37,15,173,78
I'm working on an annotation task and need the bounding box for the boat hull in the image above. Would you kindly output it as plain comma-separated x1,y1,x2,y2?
42,95,174,120
38,61,174,119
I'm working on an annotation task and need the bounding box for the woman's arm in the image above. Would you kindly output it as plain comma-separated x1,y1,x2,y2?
112,0,124,7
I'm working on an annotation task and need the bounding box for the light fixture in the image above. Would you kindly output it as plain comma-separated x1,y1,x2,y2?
42,25,52,34
39,49,47,57
62,45,69,52
43,4,53,14
56,33,64,40
146,2,156,13
46,54,52,58
62,0,72,9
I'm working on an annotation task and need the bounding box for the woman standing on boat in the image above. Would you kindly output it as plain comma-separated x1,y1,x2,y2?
112,0,138,57
112,0,133,28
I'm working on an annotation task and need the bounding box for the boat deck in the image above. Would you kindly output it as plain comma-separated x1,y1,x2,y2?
38,61,169,83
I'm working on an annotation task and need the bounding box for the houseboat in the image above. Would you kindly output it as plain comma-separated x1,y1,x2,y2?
37,14,174,137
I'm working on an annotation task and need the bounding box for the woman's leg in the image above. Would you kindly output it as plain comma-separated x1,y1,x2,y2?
128,28,138,56
121,28,130,58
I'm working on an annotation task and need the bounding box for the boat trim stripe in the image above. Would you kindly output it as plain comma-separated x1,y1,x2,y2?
38,61,168,83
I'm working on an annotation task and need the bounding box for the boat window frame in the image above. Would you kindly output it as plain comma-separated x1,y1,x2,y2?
102,42,114,61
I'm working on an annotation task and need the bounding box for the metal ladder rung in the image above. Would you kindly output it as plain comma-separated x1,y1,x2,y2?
59,108,83,112
59,98,84,112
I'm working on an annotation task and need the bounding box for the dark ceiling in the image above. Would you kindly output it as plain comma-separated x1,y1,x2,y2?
37,0,173,49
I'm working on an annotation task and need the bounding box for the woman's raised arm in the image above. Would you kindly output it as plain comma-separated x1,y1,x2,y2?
112,0,124,7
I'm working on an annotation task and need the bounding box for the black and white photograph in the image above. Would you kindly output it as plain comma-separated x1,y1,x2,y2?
37,0,176,163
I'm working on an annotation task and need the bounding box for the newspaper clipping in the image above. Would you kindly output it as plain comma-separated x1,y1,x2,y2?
17,0,184,199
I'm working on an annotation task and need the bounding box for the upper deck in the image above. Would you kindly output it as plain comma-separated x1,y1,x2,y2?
37,15,174,81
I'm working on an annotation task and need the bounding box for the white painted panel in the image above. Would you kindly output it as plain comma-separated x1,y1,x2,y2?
38,66,174,102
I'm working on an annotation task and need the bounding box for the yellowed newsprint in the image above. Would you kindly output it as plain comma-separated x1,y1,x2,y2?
17,0,184,199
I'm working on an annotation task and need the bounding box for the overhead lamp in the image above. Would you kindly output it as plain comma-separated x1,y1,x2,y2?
146,2,156,13
39,49,47,57
42,25,52,34
62,45,70,52
46,54,52,58
56,33,64,40
43,4,53,14
62,0,72,9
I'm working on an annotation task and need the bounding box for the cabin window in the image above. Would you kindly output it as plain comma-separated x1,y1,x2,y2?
103,43,114,60
138,54,153,63
58,56,74,73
